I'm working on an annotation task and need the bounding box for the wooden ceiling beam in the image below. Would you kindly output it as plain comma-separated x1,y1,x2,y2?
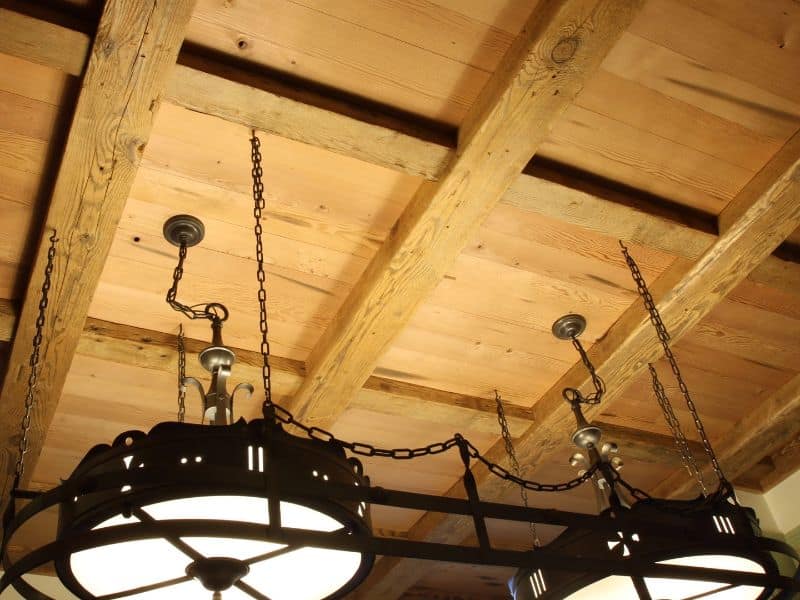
0,308,533,438
354,129,800,599
1,8,797,297
289,0,644,429
759,436,800,492
0,307,701,463
0,8,88,76
166,53,453,181
0,0,197,495
508,170,799,295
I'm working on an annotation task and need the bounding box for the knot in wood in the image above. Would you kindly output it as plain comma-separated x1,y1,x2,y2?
551,37,579,64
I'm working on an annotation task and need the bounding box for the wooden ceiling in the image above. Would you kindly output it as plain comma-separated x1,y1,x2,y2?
0,0,799,598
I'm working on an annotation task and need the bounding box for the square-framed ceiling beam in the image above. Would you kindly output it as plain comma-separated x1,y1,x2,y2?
0,0,197,504
353,130,800,599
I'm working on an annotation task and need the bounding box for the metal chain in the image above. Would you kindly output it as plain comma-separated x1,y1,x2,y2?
166,241,229,323
15,231,58,480
620,241,727,486
177,324,186,423
563,337,605,405
648,363,707,494
250,133,273,408
495,391,540,546
247,132,596,493
610,469,651,502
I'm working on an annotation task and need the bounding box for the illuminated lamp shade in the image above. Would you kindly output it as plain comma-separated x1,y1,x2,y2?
509,495,781,600
5,419,374,600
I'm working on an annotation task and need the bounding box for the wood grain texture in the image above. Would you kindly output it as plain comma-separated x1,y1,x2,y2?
0,0,197,492
0,8,89,76
290,0,644,430
185,0,499,126
759,436,800,492
0,299,14,343
505,173,800,296
165,63,452,180
353,124,800,600
653,372,800,498
719,130,800,234
1,7,797,295
0,306,698,480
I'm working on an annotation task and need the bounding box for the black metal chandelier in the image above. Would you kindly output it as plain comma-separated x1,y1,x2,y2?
1,135,798,600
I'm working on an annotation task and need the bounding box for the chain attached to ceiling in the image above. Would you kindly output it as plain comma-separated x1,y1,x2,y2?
620,241,729,494
495,390,541,547
240,132,606,494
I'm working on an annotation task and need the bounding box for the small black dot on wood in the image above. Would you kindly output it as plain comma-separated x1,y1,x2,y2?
133,236,141,243
237,39,248,50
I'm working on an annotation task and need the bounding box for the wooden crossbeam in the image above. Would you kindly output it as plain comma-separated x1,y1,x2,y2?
1,304,710,475
289,0,644,428
759,435,800,492
0,8,88,76
1,8,797,295
0,0,197,495
165,55,453,181
0,307,700,464
353,129,800,599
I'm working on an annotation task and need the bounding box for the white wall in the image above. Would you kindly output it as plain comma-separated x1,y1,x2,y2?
736,469,800,551
763,469,800,535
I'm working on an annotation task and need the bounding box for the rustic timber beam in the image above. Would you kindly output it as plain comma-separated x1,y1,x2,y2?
0,0,197,495
653,372,800,498
1,7,798,294
0,307,534,438
759,436,800,492
290,0,644,429
508,167,799,295
3,306,706,459
353,129,800,599
167,50,454,181
0,299,13,344
0,8,88,76
79,319,534,438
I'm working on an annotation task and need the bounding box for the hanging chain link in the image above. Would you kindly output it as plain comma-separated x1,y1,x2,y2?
15,231,58,480
495,391,540,546
250,133,273,408
563,337,605,405
166,242,229,323
177,324,186,423
648,364,707,494
620,241,728,488
246,132,596,492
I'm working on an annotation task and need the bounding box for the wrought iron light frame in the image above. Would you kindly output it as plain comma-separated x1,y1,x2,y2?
1,135,798,600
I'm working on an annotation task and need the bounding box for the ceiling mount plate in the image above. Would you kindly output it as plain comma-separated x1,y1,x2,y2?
163,215,205,247
552,314,587,340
